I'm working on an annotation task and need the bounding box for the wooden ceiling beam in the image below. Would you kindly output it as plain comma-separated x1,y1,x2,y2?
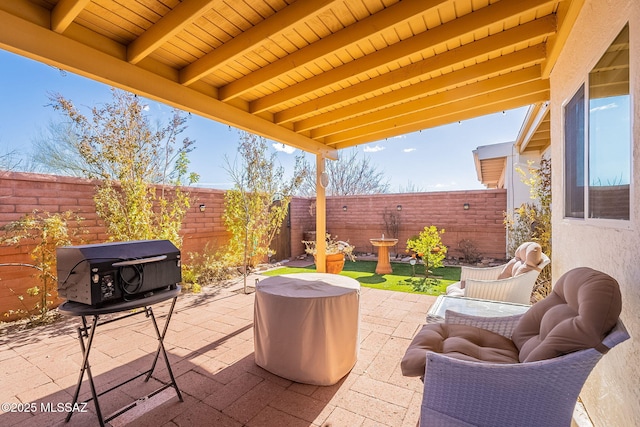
127,0,216,64
277,17,555,125
541,0,584,78
312,66,543,139
327,81,549,147
179,0,338,86
0,8,335,158
51,0,89,33
334,90,549,149
251,0,556,114
218,0,448,101
0,0,567,158
294,45,546,132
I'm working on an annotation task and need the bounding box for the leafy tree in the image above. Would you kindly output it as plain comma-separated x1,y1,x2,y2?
406,226,447,275
504,157,551,258
504,157,551,300
223,132,308,281
297,148,389,196
405,226,447,293
0,211,85,324
47,89,198,247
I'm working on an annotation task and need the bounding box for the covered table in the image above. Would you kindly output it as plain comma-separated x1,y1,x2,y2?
254,273,360,385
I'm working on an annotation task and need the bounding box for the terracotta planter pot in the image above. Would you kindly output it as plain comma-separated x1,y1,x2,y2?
315,253,345,274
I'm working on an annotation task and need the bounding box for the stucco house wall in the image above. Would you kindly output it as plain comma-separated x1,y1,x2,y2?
550,0,639,424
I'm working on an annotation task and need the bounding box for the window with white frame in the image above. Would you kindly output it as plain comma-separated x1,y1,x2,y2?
564,24,630,221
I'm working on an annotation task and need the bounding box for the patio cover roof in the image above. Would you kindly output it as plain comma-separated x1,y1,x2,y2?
0,0,581,159
472,141,512,189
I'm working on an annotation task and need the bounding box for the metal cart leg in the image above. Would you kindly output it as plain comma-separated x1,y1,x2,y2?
66,315,105,426
146,300,183,401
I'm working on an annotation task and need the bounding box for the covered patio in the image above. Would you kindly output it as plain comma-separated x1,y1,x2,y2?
0,0,566,268
0,276,435,427
1,1,638,425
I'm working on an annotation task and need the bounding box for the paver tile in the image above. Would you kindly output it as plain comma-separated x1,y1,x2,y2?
0,284,433,427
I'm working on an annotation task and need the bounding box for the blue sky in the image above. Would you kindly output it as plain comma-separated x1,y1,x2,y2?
0,49,528,192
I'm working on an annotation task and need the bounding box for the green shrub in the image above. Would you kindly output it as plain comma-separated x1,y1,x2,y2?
504,158,551,301
0,210,85,324
406,226,447,275
184,243,237,288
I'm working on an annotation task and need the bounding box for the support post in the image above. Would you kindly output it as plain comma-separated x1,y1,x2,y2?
315,154,327,273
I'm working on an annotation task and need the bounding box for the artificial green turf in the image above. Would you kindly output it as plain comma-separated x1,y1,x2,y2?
261,260,461,296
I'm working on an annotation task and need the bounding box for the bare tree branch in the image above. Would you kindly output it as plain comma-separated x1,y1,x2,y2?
297,148,389,196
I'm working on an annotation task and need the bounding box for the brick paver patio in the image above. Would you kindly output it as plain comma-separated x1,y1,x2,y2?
0,275,436,427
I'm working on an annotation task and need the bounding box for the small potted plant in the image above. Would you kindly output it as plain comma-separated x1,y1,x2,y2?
302,233,356,274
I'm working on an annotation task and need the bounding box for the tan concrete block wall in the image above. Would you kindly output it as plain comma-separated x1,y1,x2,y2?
294,190,507,260
0,172,230,320
289,197,315,257
0,172,506,320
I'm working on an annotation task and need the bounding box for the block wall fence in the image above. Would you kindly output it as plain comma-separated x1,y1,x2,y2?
289,191,507,260
0,171,229,320
0,172,506,320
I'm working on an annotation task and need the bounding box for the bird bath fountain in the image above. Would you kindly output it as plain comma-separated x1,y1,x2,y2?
370,235,398,274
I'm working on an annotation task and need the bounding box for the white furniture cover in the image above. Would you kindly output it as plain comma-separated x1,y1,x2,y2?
254,273,360,385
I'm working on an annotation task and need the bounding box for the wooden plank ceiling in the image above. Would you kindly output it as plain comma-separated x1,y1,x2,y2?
0,0,582,157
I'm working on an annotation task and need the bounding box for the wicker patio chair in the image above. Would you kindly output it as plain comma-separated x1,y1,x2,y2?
446,242,550,304
402,267,629,427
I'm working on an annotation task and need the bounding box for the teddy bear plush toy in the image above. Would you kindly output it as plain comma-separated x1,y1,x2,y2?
498,242,543,279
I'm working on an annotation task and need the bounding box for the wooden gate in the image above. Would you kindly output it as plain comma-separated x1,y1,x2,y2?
269,202,291,262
